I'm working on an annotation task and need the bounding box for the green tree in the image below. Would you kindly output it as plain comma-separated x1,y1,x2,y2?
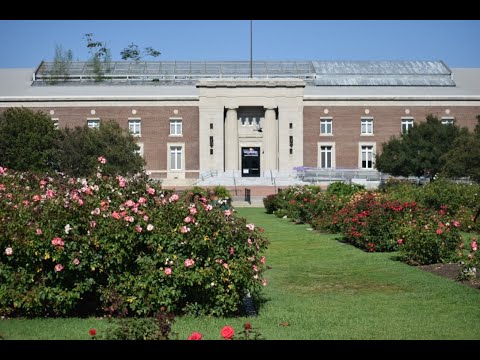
83,33,111,82
58,120,145,177
49,44,73,84
120,43,161,62
0,108,60,172
376,115,462,178
442,115,480,182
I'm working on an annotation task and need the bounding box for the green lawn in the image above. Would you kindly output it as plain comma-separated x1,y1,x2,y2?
1,207,479,340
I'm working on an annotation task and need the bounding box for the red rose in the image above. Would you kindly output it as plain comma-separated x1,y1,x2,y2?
89,328,97,336
188,332,203,340
221,325,235,340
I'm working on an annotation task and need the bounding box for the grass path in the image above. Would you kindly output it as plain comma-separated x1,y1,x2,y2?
1,207,479,339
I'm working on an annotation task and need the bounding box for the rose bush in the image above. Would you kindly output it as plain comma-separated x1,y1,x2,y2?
0,161,269,317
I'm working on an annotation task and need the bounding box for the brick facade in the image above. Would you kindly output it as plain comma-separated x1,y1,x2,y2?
27,106,200,177
303,106,480,169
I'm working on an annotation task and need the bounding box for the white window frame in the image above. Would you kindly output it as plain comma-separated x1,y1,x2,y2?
169,118,183,136
401,117,414,134
134,142,144,157
361,117,374,136
359,142,376,170
51,118,59,130
320,117,333,136
441,117,455,125
87,118,100,129
167,142,185,171
128,118,141,137
317,142,335,169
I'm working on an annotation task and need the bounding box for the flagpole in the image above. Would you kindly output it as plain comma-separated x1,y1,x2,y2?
250,20,253,78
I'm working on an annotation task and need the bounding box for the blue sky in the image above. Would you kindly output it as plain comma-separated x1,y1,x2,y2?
0,20,479,68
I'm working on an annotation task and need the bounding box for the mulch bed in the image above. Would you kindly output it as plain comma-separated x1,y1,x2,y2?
419,263,480,290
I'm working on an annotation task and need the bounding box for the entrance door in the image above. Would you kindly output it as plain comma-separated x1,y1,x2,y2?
241,147,260,177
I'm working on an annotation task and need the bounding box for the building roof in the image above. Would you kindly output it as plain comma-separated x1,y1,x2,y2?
0,61,479,102
32,60,454,87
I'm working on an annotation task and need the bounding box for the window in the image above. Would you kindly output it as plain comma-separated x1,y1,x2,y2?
360,145,375,169
320,117,332,135
441,117,455,125
248,117,253,126
210,123,213,130
87,119,100,129
240,116,246,126
51,118,59,130
128,119,141,137
134,142,144,157
361,118,374,135
289,123,293,129
169,119,182,136
320,146,333,168
318,142,335,169
401,118,414,134
170,146,182,170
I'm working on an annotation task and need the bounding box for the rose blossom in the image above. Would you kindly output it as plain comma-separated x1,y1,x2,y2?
97,156,107,164
135,225,143,233
260,256,266,264
89,328,97,336
169,194,179,202
436,229,443,235
147,224,154,231
188,332,202,340
5,247,13,256
223,263,229,269
229,247,235,255
147,187,155,195
397,239,403,245
55,264,63,272
472,239,478,252
246,224,255,231
164,267,172,276
205,204,213,211
73,258,80,266
220,326,235,340
224,209,232,217
36,228,43,235
262,279,268,286
181,226,190,234
184,258,195,268
189,207,198,215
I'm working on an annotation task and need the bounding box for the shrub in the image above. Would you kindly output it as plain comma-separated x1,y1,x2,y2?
263,194,279,214
0,162,269,317
326,181,365,198
396,208,463,265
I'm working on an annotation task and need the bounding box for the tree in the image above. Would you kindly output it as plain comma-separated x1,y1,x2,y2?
0,108,60,172
376,115,462,178
120,43,161,62
58,120,145,177
83,33,111,82
442,115,480,182
49,44,73,84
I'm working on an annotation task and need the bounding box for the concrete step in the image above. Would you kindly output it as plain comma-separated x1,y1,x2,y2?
232,201,265,208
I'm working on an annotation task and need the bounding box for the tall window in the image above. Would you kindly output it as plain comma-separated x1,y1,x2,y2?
170,146,182,170
320,146,333,168
170,119,182,136
441,117,455,125
128,119,141,137
361,145,374,169
361,118,374,135
87,119,100,129
401,118,414,134
320,118,332,135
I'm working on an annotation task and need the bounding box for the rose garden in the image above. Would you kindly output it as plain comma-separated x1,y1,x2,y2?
1,160,479,339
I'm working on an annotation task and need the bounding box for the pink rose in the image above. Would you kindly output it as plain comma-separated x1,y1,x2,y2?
36,228,43,235
189,207,198,215
138,197,147,205
246,224,255,231
436,229,443,235
262,279,267,286
188,332,202,340
205,205,213,211
220,326,235,340
147,224,154,231
224,209,232,217
147,187,155,195
97,156,107,164
229,247,235,255
164,267,172,276
452,220,460,228
223,263,229,269
184,259,195,268
260,256,266,264
397,239,403,245
5,247,13,256
181,226,190,234
135,225,143,233
55,264,63,272
472,239,478,252
169,194,179,202
73,258,80,266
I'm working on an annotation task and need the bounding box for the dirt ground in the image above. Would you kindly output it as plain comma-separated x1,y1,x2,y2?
419,263,480,290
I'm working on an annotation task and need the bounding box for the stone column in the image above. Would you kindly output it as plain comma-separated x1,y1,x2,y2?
263,108,278,171
224,107,239,171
